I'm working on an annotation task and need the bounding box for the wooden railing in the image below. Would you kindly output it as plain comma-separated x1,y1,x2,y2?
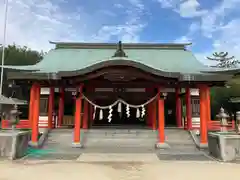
191,120,235,131
1,118,236,131
62,115,74,126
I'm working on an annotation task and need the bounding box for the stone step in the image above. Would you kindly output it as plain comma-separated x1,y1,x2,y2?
87,129,156,133
86,134,157,138
43,128,197,153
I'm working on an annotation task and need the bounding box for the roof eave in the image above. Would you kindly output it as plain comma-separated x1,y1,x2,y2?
179,73,233,82
202,68,240,75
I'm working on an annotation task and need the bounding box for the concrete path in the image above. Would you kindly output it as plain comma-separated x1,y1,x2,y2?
0,160,239,180
77,153,160,162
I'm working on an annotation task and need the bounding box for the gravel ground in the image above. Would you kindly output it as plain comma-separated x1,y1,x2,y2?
0,160,239,180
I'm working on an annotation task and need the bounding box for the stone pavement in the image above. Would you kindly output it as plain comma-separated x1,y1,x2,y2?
1,160,240,180
21,151,214,162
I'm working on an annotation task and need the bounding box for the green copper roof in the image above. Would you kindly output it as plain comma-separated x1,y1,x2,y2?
4,45,208,74
4,42,234,82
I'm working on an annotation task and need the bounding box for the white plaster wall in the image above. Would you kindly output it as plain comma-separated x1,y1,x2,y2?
190,88,199,96
38,116,56,130
40,87,59,95
192,117,200,128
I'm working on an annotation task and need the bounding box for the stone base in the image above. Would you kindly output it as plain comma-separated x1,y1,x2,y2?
198,143,208,149
155,142,170,149
28,141,39,148
72,142,83,148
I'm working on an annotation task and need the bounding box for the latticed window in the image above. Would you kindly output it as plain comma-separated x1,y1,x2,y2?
191,98,200,117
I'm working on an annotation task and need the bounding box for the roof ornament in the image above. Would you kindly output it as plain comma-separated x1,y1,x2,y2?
112,41,128,58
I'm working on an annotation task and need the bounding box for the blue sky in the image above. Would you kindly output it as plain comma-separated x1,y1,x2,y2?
1,0,240,64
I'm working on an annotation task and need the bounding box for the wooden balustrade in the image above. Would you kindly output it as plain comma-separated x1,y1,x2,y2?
191,120,235,131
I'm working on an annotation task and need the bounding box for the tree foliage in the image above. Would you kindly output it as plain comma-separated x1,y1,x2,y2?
207,52,240,68
0,44,44,66
0,44,44,99
208,52,240,117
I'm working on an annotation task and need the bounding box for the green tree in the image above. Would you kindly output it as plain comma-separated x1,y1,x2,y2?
206,52,240,118
207,52,240,68
0,44,43,66
0,44,44,98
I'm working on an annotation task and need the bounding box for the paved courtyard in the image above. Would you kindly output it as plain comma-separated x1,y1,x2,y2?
0,160,239,180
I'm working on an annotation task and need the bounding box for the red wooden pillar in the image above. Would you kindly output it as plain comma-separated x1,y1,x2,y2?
175,87,182,128
83,100,89,129
152,99,157,130
31,84,40,145
158,88,165,143
73,85,83,147
206,87,211,122
185,87,192,130
58,87,64,127
29,84,36,128
48,87,54,129
200,85,208,145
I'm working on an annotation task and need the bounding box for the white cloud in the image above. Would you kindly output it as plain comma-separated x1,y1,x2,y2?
174,21,200,44
204,19,240,59
0,0,89,51
156,0,179,9
0,0,147,51
174,36,190,43
178,0,207,18
93,0,147,43
156,0,206,18
195,0,240,64
161,0,240,64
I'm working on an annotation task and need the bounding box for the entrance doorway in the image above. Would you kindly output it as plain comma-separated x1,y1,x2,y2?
62,91,75,128
164,92,177,127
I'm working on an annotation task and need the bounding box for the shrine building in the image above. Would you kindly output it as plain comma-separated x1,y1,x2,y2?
1,41,232,148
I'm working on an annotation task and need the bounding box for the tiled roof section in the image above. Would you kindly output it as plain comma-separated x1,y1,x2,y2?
4,48,208,74
3,42,225,77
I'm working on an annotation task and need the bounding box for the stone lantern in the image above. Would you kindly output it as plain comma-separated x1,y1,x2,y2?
9,104,21,130
216,107,229,132
236,111,240,133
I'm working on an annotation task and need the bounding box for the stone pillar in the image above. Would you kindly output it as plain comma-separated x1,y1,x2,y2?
48,87,54,129
58,87,64,127
73,85,83,147
83,100,89,129
152,99,157,130
206,87,211,122
30,84,40,145
185,87,192,130
29,84,36,128
175,87,182,127
200,85,208,146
